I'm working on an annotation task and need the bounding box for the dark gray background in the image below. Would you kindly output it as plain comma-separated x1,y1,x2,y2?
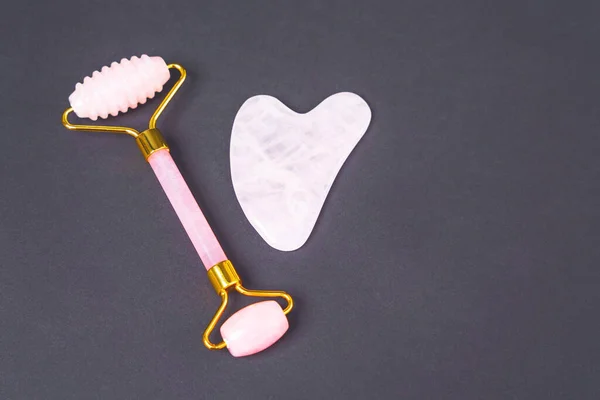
1,0,599,399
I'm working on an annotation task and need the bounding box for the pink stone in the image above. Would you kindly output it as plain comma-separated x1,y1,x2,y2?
230,92,371,251
148,149,227,269
221,300,289,357
69,55,170,120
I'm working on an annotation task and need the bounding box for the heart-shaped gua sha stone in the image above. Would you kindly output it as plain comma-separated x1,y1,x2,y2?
230,92,371,251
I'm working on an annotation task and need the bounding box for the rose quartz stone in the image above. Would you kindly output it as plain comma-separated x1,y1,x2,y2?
148,149,227,269
221,300,289,357
69,55,170,120
230,92,371,251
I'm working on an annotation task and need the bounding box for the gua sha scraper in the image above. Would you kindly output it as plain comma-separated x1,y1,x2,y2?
231,92,371,251
61,55,293,357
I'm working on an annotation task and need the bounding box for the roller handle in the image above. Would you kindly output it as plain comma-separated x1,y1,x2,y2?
148,148,227,270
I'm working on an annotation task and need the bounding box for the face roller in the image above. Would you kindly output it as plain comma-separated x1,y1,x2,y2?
61,55,293,357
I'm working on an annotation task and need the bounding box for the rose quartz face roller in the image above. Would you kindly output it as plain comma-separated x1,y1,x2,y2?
61,55,293,357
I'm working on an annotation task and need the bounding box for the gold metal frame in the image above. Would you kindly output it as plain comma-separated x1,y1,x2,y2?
61,63,187,159
202,260,294,350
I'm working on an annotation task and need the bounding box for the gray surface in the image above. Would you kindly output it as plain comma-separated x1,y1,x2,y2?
1,1,600,399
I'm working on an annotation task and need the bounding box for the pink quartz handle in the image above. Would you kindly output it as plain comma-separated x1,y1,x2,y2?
148,148,227,269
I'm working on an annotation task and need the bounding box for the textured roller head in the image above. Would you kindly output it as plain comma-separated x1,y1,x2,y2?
68,55,170,121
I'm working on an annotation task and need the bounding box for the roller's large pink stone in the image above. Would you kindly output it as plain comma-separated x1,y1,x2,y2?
221,300,289,357
69,55,170,120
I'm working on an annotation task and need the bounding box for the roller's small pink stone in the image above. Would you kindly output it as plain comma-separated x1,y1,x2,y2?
221,300,289,357
148,149,227,269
